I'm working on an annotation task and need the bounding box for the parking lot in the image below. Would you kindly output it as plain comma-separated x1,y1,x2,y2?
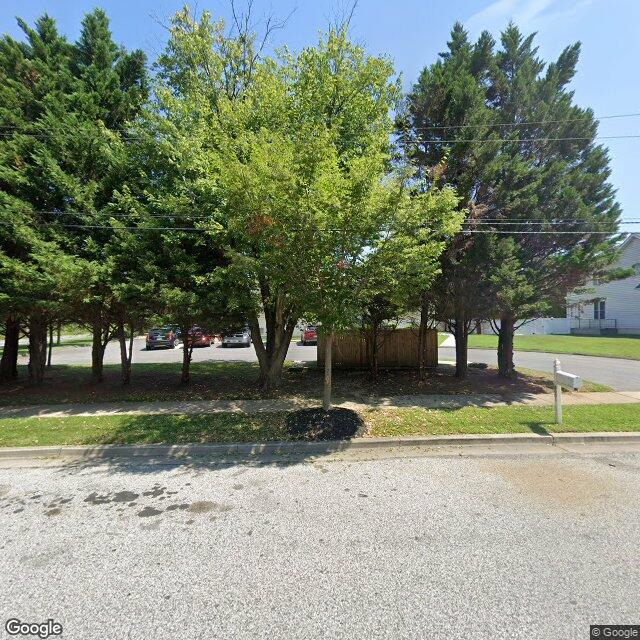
19,337,318,366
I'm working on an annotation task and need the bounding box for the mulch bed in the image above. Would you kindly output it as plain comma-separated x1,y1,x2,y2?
285,408,365,441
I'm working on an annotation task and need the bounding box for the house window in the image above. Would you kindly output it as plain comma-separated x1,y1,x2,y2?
593,300,606,320
633,263,640,276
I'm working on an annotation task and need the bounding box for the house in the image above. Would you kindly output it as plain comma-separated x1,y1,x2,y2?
566,233,640,335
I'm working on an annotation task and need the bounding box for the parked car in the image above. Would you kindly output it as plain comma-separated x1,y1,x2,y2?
300,324,317,345
145,326,181,350
188,327,213,347
221,328,251,347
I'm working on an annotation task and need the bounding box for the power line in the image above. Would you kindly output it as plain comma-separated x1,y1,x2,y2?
1,220,633,235
403,111,640,132
462,221,640,226
19,211,640,225
0,220,205,231
463,218,640,223
402,134,640,145
458,229,634,236
27,210,214,219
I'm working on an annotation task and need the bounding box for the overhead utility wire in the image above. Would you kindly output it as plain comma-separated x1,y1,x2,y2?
402,134,640,144
20,211,640,225
406,111,640,132
0,220,633,235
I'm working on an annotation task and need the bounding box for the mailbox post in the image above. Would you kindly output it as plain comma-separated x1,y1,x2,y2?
553,358,583,425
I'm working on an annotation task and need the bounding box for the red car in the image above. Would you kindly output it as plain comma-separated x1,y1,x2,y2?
187,327,213,347
300,324,317,345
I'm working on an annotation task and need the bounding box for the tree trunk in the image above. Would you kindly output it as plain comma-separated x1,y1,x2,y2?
28,312,48,385
249,304,296,393
453,316,469,379
117,321,133,386
47,321,54,369
364,319,381,383
0,316,20,382
322,330,334,411
497,314,516,379
418,294,429,382
181,324,193,385
56,319,61,345
91,319,108,383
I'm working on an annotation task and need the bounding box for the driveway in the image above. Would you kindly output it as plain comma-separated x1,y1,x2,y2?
439,347,640,391
1,447,638,639
25,338,640,391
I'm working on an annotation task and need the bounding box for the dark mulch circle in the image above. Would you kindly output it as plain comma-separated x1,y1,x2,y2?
286,408,364,441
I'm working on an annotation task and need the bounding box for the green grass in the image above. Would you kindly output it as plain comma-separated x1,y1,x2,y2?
1,403,638,448
437,333,448,346
367,403,640,437
466,333,640,360
0,412,290,448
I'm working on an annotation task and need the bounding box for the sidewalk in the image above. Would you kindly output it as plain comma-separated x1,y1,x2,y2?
1,390,640,419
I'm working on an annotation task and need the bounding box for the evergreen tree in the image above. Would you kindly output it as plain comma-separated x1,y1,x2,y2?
0,10,148,384
402,22,621,378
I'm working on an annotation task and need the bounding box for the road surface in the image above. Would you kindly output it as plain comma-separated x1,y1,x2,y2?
1,445,638,639
440,347,640,391
21,337,640,390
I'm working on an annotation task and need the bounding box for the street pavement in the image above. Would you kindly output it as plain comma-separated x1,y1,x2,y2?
1,445,638,639
439,347,640,392
20,337,640,391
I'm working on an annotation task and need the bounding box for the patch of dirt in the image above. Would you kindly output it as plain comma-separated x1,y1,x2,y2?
286,408,364,441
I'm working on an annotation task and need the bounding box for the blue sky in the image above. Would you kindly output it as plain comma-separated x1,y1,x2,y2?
1,0,638,227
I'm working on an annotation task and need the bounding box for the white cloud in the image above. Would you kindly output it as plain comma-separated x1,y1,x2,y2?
466,0,593,35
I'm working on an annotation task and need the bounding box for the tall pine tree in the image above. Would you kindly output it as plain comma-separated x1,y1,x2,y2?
401,22,621,378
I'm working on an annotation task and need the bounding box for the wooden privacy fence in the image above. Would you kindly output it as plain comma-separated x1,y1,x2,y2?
317,328,438,370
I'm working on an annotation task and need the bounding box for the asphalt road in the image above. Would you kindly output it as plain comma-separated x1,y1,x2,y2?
22,337,640,390
1,447,638,639
440,347,640,392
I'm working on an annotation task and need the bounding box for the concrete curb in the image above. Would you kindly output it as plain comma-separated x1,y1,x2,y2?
1,431,638,461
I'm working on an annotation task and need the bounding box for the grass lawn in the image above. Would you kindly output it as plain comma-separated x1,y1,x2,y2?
0,360,609,407
0,413,290,448
466,333,640,360
0,403,638,448
366,403,640,437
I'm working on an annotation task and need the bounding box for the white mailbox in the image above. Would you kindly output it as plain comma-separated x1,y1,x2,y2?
552,359,581,424
554,370,582,391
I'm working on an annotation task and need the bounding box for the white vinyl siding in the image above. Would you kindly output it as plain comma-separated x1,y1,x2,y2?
566,235,640,332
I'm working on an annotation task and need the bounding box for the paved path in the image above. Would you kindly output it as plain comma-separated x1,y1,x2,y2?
2,390,639,419
1,446,638,639
21,337,640,391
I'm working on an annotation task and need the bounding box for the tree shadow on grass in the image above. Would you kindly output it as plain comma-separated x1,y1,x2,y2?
53,410,363,477
523,421,551,437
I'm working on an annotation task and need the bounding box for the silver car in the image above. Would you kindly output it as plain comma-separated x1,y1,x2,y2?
221,329,252,347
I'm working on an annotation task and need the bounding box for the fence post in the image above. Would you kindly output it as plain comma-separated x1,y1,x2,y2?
554,358,562,425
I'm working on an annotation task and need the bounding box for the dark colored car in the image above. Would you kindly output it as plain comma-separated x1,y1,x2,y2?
300,324,317,345
146,326,181,350
188,327,213,347
221,328,251,347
